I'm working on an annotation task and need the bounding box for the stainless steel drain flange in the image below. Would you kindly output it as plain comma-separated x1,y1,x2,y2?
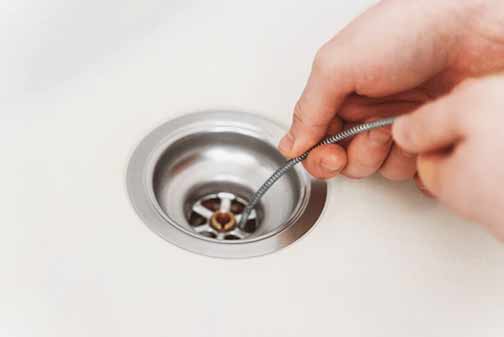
126,110,327,258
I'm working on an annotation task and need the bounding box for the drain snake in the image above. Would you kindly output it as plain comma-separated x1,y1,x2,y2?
238,117,396,228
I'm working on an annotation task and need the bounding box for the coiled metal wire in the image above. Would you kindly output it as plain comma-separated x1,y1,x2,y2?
238,117,395,228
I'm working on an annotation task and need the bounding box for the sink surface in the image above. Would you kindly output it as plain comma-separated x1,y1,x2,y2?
1,0,504,336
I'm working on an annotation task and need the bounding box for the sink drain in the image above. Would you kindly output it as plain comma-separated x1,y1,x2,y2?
186,190,260,240
126,110,326,258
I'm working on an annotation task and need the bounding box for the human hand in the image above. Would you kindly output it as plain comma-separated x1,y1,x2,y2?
279,0,504,183
393,75,504,240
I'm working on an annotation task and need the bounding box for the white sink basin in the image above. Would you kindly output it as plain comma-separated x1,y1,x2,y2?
1,1,503,336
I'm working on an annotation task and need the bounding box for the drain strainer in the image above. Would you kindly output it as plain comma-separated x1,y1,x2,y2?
186,190,260,240
126,110,327,258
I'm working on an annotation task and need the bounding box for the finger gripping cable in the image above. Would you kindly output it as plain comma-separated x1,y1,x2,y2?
238,117,396,228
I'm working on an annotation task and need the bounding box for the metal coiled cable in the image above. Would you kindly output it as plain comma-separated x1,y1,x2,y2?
238,117,395,228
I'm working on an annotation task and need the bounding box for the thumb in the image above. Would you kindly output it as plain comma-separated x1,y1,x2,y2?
416,152,457,199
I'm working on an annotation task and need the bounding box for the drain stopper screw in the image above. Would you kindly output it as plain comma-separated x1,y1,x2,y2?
210,212,236,232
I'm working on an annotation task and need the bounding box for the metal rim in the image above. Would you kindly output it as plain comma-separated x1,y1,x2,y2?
126,110,327,258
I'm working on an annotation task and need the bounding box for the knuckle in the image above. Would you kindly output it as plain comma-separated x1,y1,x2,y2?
313,44,335,74
292,99,326,129
312,41,353,91
293,100,307,121
292,101,309,129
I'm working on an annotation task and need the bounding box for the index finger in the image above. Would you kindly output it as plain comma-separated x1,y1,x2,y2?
278,46,353,158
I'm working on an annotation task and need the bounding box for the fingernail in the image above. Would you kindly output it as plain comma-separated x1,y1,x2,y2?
279,132,295,154
320,158,342,173
369,127,392,145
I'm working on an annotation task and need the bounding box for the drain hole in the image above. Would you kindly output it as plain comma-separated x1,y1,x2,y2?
242,219,257,233
201,198,220,211
188,211,206,227
200,231,217,239
230,200,245,214
224,234,240,240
